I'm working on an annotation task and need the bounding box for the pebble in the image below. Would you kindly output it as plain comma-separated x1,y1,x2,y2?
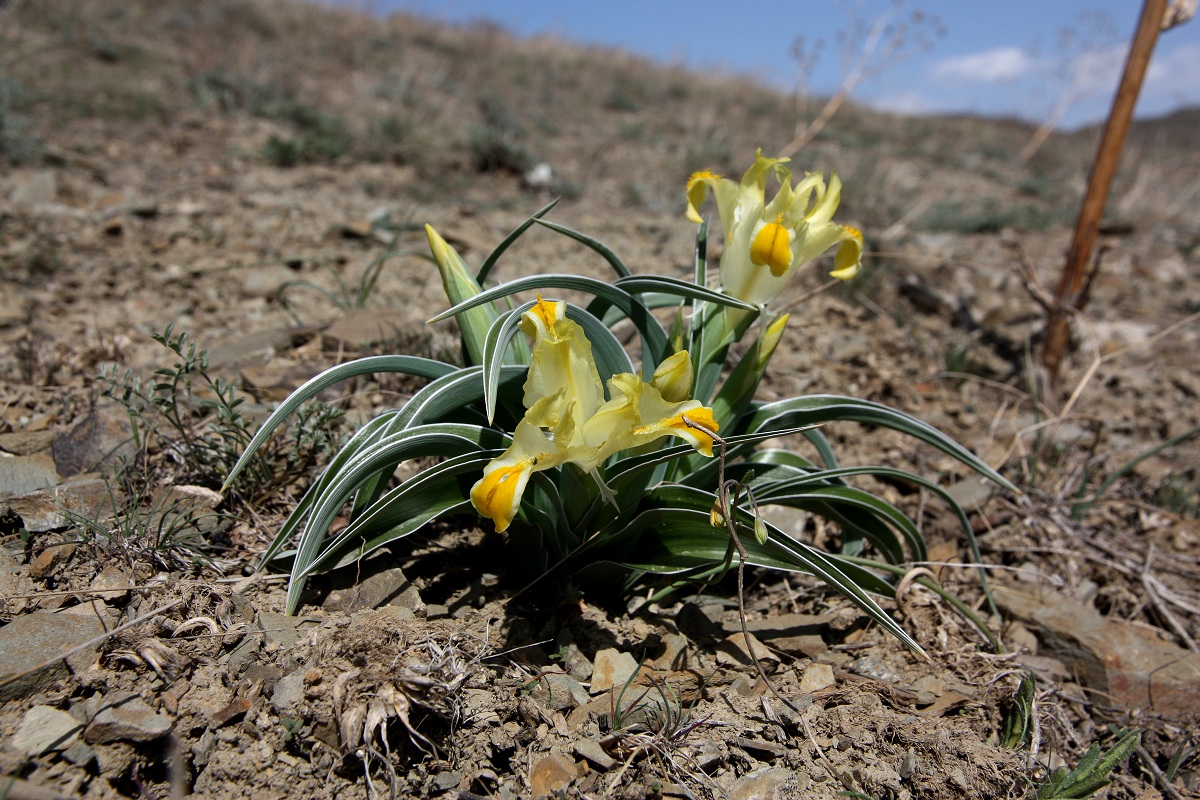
85,694,173,743
589,648,637,694
11,705,85,756
798,663,836,693
528,752,577,797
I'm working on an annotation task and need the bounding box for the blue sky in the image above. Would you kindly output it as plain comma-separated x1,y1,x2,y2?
360,0,1199,129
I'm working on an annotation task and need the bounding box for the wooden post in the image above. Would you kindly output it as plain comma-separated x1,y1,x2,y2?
1041,0,1168,387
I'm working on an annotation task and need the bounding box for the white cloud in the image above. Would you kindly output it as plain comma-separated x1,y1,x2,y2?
1148,41,1200,95
861,89,939,116
932,46,1040,83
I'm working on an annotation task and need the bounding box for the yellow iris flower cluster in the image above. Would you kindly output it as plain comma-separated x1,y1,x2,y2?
687,149,863,308
471,298,718,531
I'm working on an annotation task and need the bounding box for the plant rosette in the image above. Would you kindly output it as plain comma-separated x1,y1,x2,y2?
226,152,1016,654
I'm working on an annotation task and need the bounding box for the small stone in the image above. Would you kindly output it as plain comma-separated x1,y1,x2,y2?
650,632,690,670
10,170,57,205
322,564,424,615
559,642,593,683
225,633,261,675
90,564,133,602
943,477,996,509
11,705,84,756
798,663,835,693
61,739,96,767
676,601,724,637
432,770,462,791
848,656,902,684
52,404,134,477
735,736,787,760
529,752,577,797
341,219,374,238
85,694,172,743
240,265,297,299
0,453,60,498
715,632,776,666
531,673,590,711
272,670,306,712
573,739,616,772
727,766,805,799
28,541,76,579
211,696,252,727
589,649,638,694
258,612,300,650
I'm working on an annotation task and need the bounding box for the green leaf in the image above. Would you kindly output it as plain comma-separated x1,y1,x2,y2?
427,225,497,367
476,198,559,284
533,218,632,278
285,430,501,613
747,395,1018,492
311,455,490,573
615,275,755,311
429,273,668,367
609,506,923,654
257,410,402,567
224,355,454,489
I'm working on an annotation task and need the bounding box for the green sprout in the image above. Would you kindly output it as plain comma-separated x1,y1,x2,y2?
225,152,1016,656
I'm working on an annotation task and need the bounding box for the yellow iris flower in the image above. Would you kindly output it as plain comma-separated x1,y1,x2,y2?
470,298,718,532
686,149,863,308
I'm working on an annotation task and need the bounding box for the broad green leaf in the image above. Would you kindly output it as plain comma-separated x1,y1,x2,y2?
257,410,402,567
747,395,1017,492
224,356,454,490
287,436,501,613
427,224,497,367
609,507,923,654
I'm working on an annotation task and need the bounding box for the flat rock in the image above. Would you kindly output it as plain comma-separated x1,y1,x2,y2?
994,583,1200,719
589,648,638,694
573,738,616,772
2,475,110,532
726,766,807,799
0,430,57,456
52,404,133,477
11,704,84,756
322,308,408,347
240,264,297,298
528,752,577,797
271,670,306,712
715,632,776,666
0,611,106,701
85,694,173,743
0,453,60,498
10,170,57,205
322,563,425,616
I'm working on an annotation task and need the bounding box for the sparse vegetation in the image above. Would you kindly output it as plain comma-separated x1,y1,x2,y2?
0,1,1197,798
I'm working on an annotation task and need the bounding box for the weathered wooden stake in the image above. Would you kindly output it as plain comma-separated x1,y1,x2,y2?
1041,0,1168,387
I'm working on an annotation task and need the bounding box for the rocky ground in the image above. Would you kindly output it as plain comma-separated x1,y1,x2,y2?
1,1,1199,798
